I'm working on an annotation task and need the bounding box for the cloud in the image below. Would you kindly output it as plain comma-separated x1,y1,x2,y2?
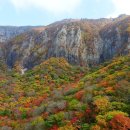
10,0,82,14
109,0,130,17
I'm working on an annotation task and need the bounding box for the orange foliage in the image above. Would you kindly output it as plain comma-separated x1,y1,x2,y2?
93,97,110,113
24,102,31,108
42,112,49,118
75,90,84,100
91,125,101,130
33,97,44,106
109,114,130,130
105,87,114,93
99,81,109,88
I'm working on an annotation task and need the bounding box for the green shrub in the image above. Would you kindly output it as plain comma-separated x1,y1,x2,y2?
68,99,81,110
0,109,11,116
81,123,90,130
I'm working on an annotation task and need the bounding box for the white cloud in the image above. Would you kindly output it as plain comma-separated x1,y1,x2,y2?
109,0,130,17
10,0,81,14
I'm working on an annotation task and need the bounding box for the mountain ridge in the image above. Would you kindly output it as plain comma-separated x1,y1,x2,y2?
0,14,130,69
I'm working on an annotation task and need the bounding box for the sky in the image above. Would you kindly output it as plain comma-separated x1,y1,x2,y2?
0,0,130,26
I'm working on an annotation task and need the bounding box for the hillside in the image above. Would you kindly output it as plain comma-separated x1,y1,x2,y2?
0,15,130,130
0,56,130,130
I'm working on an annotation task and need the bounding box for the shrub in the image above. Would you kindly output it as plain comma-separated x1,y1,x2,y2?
0,109,11,116
31,116,44,126
1,126,12,130
111,102,127,111
105,111,128,121
58,125,76,130
68,99,81,110
93,96,111,114
81,123,90,130
109,114,130,130
90,125,101,130
44,112,65,128
56,100,67,110
75,90,85,100
21,110,27,119
32,105,45,117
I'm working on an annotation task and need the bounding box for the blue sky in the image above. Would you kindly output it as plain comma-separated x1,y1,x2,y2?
0,0,130,26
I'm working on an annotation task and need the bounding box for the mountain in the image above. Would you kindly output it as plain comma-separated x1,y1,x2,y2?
0,15,130,130
0,26,34,43
0,26,46,43
0,15,130,69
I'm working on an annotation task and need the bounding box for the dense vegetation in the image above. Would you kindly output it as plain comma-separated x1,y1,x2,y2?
0,56,130,130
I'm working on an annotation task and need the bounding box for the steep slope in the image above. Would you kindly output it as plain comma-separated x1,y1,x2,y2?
0,26,45,63
100,15,130,61
3,15,130,69
0,56,130,130
0,57,86,130
5,19,106,68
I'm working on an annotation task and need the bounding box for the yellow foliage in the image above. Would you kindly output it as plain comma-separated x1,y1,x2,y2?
93,97,110,113
91,125,101,130
58,125,77,130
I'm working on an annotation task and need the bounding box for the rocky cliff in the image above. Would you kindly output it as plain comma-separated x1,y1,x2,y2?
1,15,130,69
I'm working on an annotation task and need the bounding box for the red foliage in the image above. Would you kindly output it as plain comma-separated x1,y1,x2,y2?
50,125,59,130
86,108,92,114
24,102,31,108
33,97,44,106
109,114,130,130
32,94,48,106
71,117,79,124
24,94,48,107
85,108,96,123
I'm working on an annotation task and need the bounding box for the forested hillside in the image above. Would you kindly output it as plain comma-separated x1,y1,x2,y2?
0,56,130,130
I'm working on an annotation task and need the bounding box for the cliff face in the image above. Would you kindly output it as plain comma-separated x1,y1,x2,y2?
100,16,130,61
1,15,130,69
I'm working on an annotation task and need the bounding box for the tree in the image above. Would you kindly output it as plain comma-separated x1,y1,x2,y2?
93,96,111,114
75,90,84,100
91,125,101,130
109,114,130,130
